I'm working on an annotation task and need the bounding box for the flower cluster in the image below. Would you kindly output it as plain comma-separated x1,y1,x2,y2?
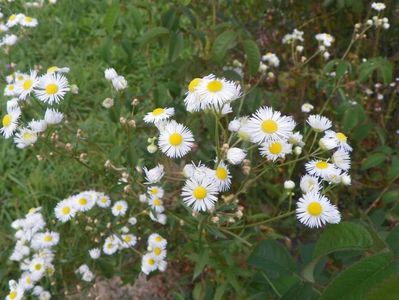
1,67,70,148
7,208,57,300
104,67,128,91
0,11,38,48
315,33,335,60
141,233,167,275
75,264,95,282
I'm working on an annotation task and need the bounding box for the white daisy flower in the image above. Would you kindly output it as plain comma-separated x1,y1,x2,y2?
319,137,338,150
149,212,167,225
141,253,159,274
323,130,352,152
111,200,128,216
16,70,39,100
300,175,321,193
307,115,332,132
96,193,111,208
1,34,18,46
73,192,96,212
103,240,119,255
54,199,76,222
121,234,137,248
20,16,38,27
196,74,241,108
260,140,293,161
341,173,351,185
29,257,46,277
143,164,164,184
147,186,164,198
158,121,194,158
14,128,38,149
212,161,232,192
28,119,47,133
284,180,295,190
288,131,305,146
6,14,21,27
31,231,59,249
143,107,175,124
128,217,137,225
6,285,24,300
315,33,335,47
262,52,280,67
150,245,167,260
18,272,34,291
104,68,118,80
184,77,207,112
371,2,386,11
226,147,246,165
89,248,101,259
148,197,165,213
148,233,167,249
1,108,21,138
246,106,296,143
296,192,338,228
4,83,17,96
332,149,351,171
181,175,219,212
44,108,63,124
305,160,341,179
46,66,70,74
112,75,128,90
34,73,69,104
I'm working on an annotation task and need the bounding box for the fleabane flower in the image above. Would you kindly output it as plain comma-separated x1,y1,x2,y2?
111,200,128,216
323,130,352,152
44,108,63,124
14,128,38,148
4,83,17,96
260,139,292,161
112,75,128,90
305,160,340,179
147,186,164,198
226,147,246,165
6,285,24,300
184,77,206,112
54,198,76,222
307,115,332,132
46,66,70,74
28,119,47,133
148,233,167,249
96,193,111,208
104,68,118,80
300,175,321,193
212,161,232,192
158,121,194,158
143,164,164,184
89,248,101,259
296,192,341,228
31,231,59,249
148,197,165,213
20,16,38,27
73,192,96,212
246,106,296,143
141,253,165,275
34,73,69,104
181,175,219,212
143,107,175,124
6,14,22,27
16,70,38,100
1,108,21,138
121,234,137,248
332,149,351,171
371,2,386,11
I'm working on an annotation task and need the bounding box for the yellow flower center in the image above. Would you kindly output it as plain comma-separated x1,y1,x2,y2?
47,66,58,73
207,80,223,92
25,16,33,23
26,277,32,284
44,235,53,242
261,120,278,134
79,198,87,205
23,79,33,90
154,247,161,255
124,235,132,242
193,186,207,200
148,258,155,266
9,15,16,21
336,132,347,142
269,142,282,154
153,198,161,206
169,133,183,146
116,204,123,211
101,197,108,203
107,243,113,249
152,108,165,116
150,187,158,195
155,236,162,242
188,78,201,92
23,132,34,140
216,167,228,180
62,206,71,215
307,202,322,216
9,291,17,299
45,83,59,95
315,161,328,169
17,75,24,81
8,84,15,91
34,263,42,271
2,114,11,127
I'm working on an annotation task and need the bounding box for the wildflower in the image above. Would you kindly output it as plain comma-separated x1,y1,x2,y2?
14,128,38,148
121,234,137,248
16,70,38,100
143,164,165,184
147,186,164,198
44,108,63,125
181,175,219,212
34,73,69,104
212,161,232,192
323,130,352,152
143,107,175,124
112,75,128,90
158,121,194,158
305,160,341,179
20,16,38,27
148,233,167,249
341,173,351,185
1,108,21,138
111,200,128,216
31,231,59,249
262,53,280,67
96,193,111,208
226,147,246,165
301,103,314,113
315,33,335,47
148,197,165,213
307,115,332,132
284,180,295,190
54,199,76,222
141,253,160,274
102,97,114,108
300,175,321,193
89,248,101,259
104,68,118,80
259,139,292,161
184,77,204,112
371,2,386,11
28,119,47,133
47,66,70,74
332,149,351,171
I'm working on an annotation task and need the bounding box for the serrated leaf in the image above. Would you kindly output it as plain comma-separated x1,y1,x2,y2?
243,39,261,76
361,153,387,170
212,31,237,63
137,27,169,46
103,3,120,33
303,222,373,282
321,252,394,300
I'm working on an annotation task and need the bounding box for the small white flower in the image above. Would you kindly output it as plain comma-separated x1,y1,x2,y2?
259,140,292,161
158,121,194,158
111,200,128,216
284,180,295,190
112,75,128,90
143,164,165,184
323,130,352,152
96,193,112,208
147,186,164,198
14,128,38,149
301,103,314,113
305,160,341,180
104,68,118,80
262,52,280,67
148,197,165,213
307,115,332,132
181,175,219,212
34,73,69,104
371,2,386,11
28,119,47,133
300,175,321,193
54,199,76,222
89,248,101,259
226,147,246,165
212,161,232,192
44,108,63,125
1,107,21,138
144,107,175,124
332,149,351,171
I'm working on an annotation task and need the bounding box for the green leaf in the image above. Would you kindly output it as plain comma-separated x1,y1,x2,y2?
212,31,237,64
248,240,296,277
193,248,209,280
321,251,394,300
382,191,398,204
358,57,393,85
103,3,120,33
386,226,399,255
242,39,261,76
361,153,387,170
303,222,373,282
168,32,184,62
137,27,169,46
366,273,399,300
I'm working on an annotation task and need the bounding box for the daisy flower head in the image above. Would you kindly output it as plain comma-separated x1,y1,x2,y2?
307,115,332,132
324,130,352,152
315,33,335,47
28,119,47,133
181,175,219,212
31,231,59,249
89,248,101,259
300,175,321,193
16,70,38,100
260,139,293,161
96,193,111,208
332,149,351,171
73,192,96,212
4,83,17,96
184,77,206,112
226,147,247,165
1,107,21,138
212,161,232,192
150,245,167,260
112,75,128,91
44,108,63,124
20,16,38,27
158,121,194,158
196,74,241,108
143,107,175,124
14,128,38,148
147,185,164,198
148,197,165,213
148,233,167,249
143,164,164,184
111,200,128,216
121,234,137,248
6,14,22,27
150,212,167,225
103,239,119,255
54,198,76,222
104,68,118,81
305,160,340,179
319,137,338,151
1,34,18,46
6,285,24,300
296,192,340,228
34,73,69,104
246,106,296,143
141,253,159,275
182,162,210,178
371,2,386,11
